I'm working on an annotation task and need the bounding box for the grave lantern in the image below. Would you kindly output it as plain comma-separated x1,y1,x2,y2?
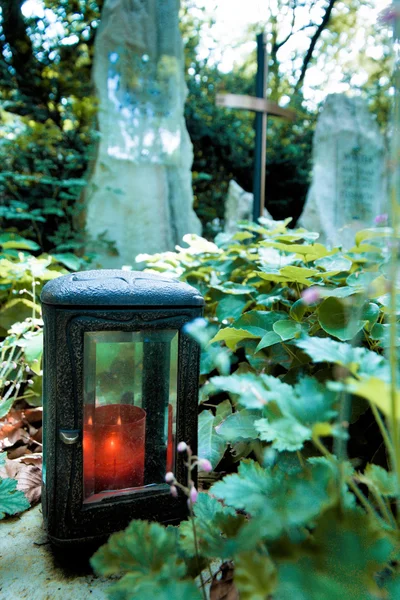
40,270,204,546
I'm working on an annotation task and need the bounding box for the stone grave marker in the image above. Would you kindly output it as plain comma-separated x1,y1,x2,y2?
299,94,388,248
85,0,201,267
224,180,273,233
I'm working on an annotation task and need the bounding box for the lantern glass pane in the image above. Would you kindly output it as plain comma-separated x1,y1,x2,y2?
83,330,178,503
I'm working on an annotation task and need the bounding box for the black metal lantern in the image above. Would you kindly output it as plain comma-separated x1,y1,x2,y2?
40,270,204,546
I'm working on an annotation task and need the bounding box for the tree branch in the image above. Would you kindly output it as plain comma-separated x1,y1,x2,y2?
294,0,339,93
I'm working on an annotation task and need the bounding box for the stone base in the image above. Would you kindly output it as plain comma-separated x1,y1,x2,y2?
0,506,109,599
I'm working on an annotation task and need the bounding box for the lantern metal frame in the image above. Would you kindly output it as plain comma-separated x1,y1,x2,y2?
41,270,204,546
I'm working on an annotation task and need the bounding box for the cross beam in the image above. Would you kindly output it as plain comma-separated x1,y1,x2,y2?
216,94,296,121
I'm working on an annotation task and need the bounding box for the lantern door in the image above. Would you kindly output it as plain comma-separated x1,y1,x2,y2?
82,329,178,504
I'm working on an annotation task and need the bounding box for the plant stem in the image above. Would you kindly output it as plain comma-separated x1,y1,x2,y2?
313,436,383,525
388,9,400,520
369,403,395,466
346,478,384,525
371,487,397,529
189,505,207,600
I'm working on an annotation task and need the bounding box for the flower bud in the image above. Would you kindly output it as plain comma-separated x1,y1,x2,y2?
189,485,198,504
198,458,212,472
177,441,187,453
301,287,320,305
170,485,178,498
165,471,175,483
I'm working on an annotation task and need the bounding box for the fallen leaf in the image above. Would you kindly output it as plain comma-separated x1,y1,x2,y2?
16,464,41,504
210,562,239,600
7,445,31,460
0,456,20,479
19,453,42,466
31,427,42,444
24,408,43,424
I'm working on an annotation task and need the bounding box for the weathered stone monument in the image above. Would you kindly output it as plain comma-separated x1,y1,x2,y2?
85,0,201,267
299,94,387,248
224,180,273,233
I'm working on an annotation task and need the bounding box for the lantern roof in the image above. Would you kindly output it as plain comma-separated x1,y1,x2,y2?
41,270,205,307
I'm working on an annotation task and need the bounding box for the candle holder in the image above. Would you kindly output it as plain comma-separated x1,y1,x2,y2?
41,270,204,546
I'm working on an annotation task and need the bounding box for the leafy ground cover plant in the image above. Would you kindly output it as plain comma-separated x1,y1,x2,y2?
92,219,400,599
0,233,83,518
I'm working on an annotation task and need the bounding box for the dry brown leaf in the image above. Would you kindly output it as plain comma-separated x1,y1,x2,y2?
210,562,239,600
31,426,42,444
0,421,25,449
7,445,31,460
0,456,21,479
19,453,42,465
16,463,41,504
24,408,43,423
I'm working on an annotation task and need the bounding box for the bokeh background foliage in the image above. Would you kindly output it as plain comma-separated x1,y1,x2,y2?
0,0,392,244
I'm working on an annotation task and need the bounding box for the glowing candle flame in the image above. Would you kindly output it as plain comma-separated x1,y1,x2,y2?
88,416,93,426
117,415,122,426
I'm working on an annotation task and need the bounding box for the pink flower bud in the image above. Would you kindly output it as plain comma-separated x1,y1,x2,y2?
177,441,187,453
170,485,178,498
198,458,212,472
301,287,320,305
379,7,400,25
165,471,175,483
374,213,388,225
189,485,198,504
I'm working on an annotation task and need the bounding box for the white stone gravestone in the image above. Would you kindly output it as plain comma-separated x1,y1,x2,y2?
85,0,201,267
224,180,273,233
299,94,387,248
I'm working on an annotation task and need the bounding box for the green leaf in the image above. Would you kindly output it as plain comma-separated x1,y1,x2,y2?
315,255,352,272
289,299,307,322
273,319,309,341
91,520,186,580
0,299,40,334
232,310,286,337
279,265,320,283
253,376,338,452
211,460,336,538
318,297,365,341
294,336,379,374
255,331,281,351
215,410,259,441
179,493,261,559
211,372,293,410
198,410,226,469
255,417,311,451
19,331,43,374
211,281,255,295
289,377,337,422
216,295,247,322
234,551,277,600
275,509,394,600
210,328,259,351
358,465,398,497
107,575,201,600
0,233,40,251
362,302,380,330
0,477,30,519
51,252,81,271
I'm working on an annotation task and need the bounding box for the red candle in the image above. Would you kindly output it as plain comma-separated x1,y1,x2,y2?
83,404,146,499
166,403,174,473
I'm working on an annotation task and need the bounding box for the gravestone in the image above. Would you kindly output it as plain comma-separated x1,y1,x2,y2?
224,180,273,233
85,0,201,267
299,94,387,247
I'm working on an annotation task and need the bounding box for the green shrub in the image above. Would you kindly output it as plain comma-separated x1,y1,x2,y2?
93,220,400,599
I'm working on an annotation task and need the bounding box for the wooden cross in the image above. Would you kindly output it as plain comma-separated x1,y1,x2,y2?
216,33,296,221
